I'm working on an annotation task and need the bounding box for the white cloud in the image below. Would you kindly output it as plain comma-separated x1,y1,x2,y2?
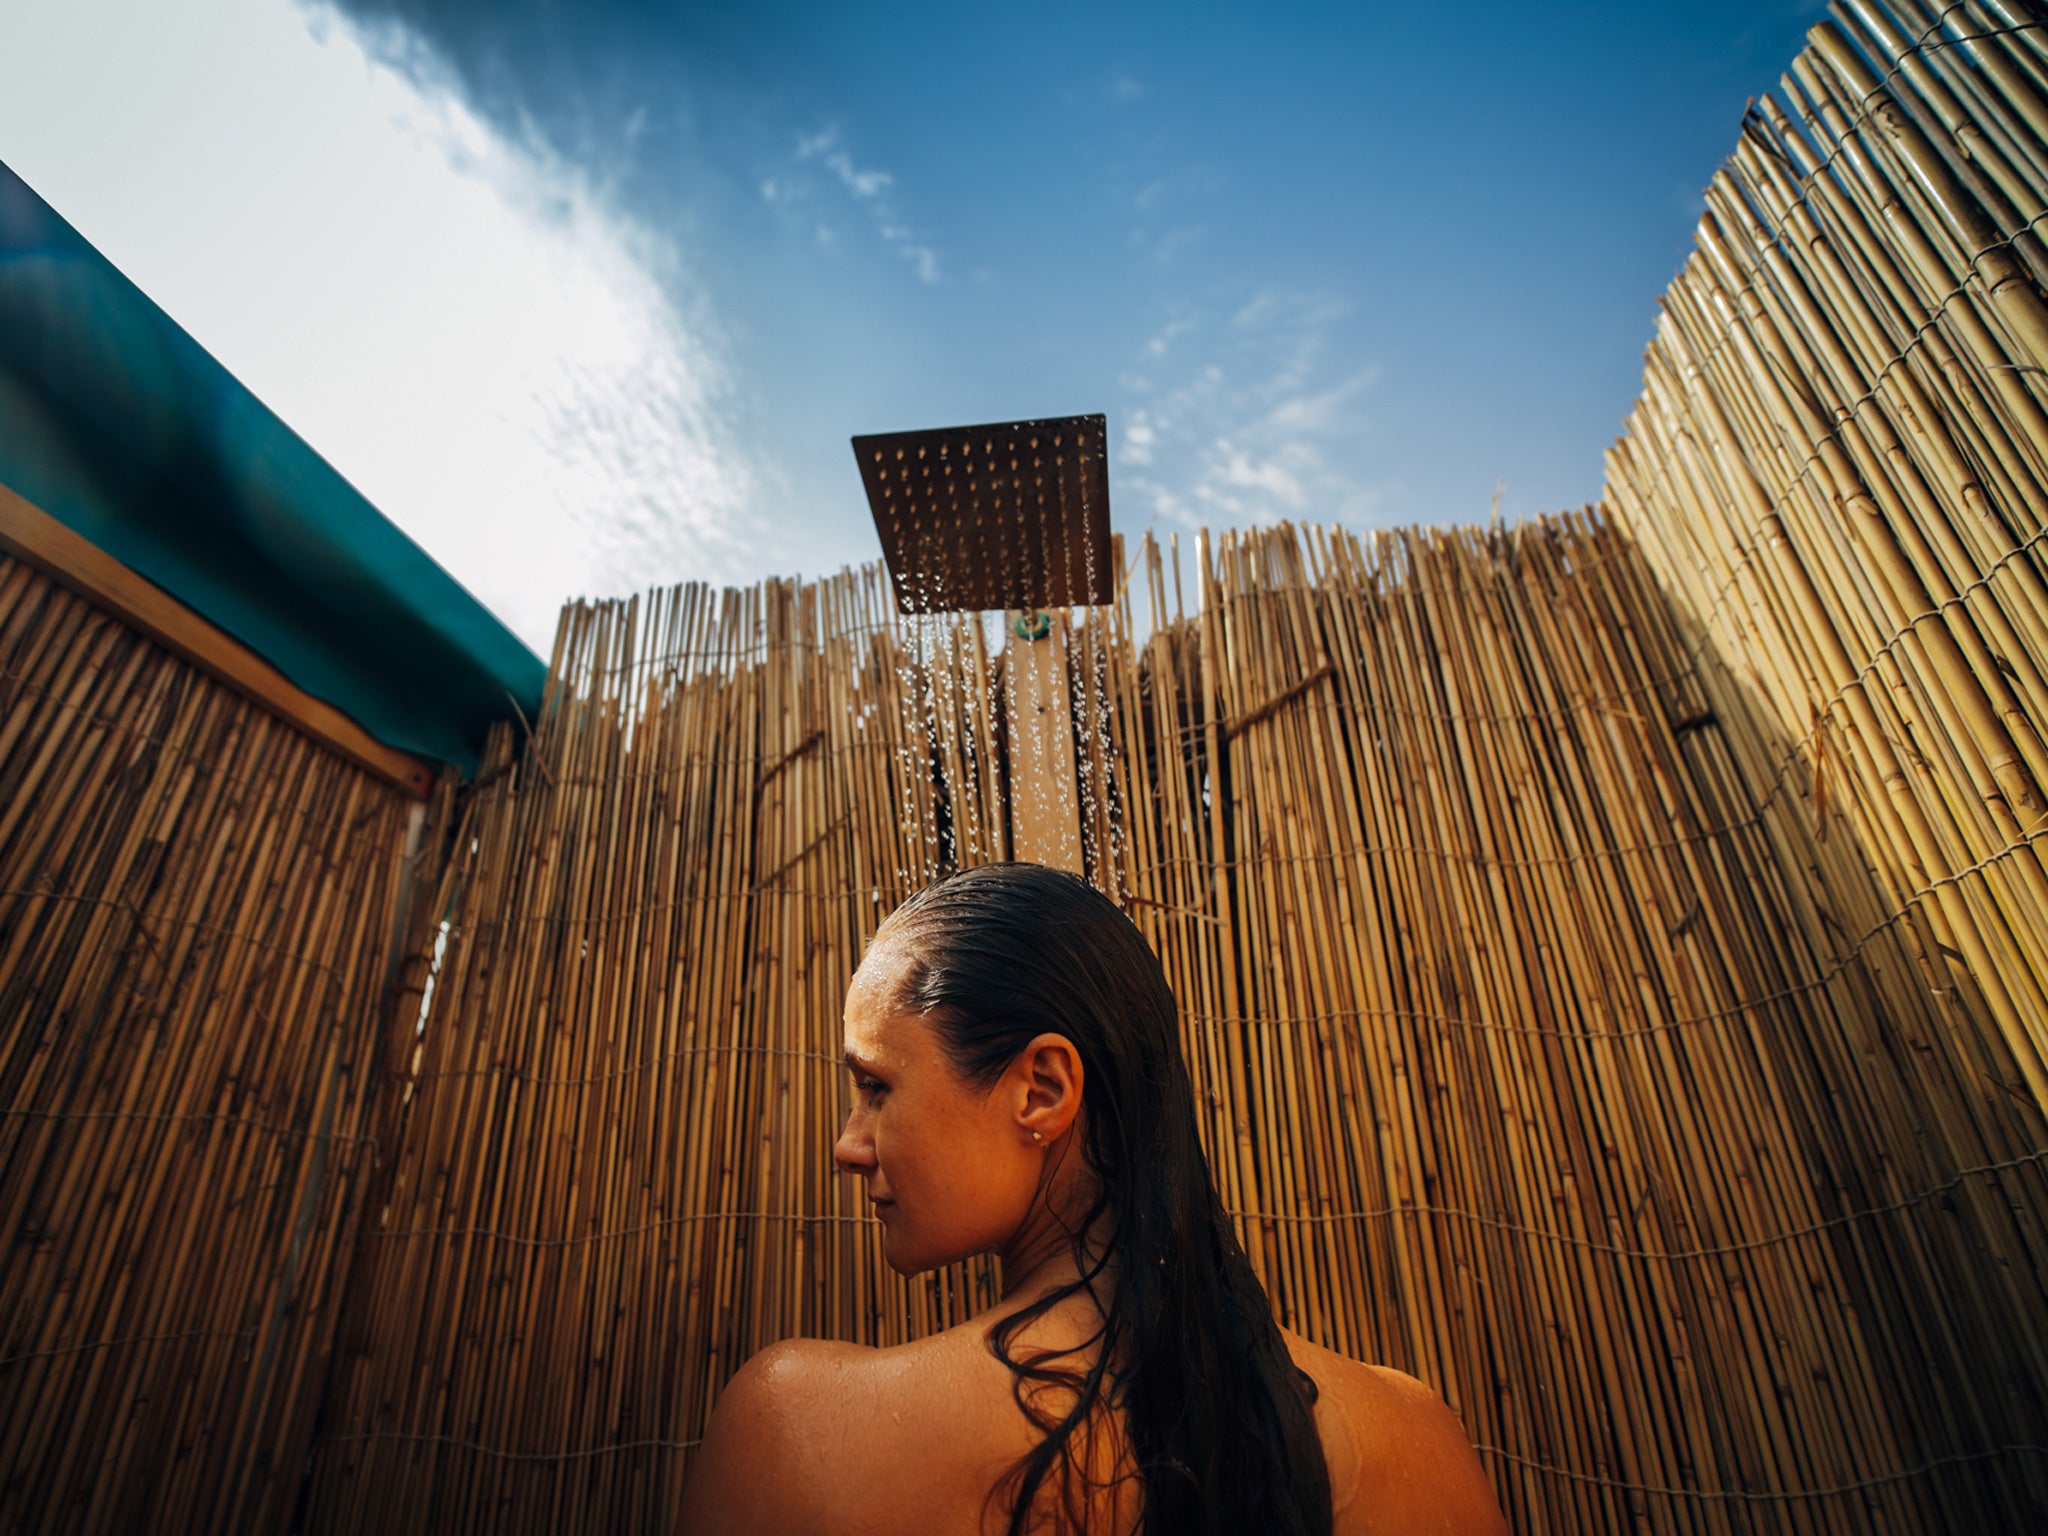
796,129,892,202
1117,289,1384,530
1122,410,1157,467
1260,377,1370,437
829,155,891,201
1230,291,1287,330
1145,317,1196,358
0,0,757,654
1129,476,1187,524
1146,226,1206,266
792,126,938,282
1215,444,1306,507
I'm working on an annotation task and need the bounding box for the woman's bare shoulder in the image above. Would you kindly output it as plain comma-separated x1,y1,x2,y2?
675,1338,867,1535
1282,1330,1508,1536
677,1324,1013,1535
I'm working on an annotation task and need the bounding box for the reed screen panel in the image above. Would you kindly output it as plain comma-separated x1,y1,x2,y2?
305,519,2044,1535
1607,0,2048,1119
304,574,1020,1532
0,556,423,1532
1129,519,2045,1532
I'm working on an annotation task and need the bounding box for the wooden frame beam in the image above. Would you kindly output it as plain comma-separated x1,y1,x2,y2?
0,481,434,798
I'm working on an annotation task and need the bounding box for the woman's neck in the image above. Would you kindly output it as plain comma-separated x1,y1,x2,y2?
996,1210,1118,1305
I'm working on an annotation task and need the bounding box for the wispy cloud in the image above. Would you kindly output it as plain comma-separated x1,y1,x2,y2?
1117,287,1385,531
1212,445,1306,508
782,126,940,283
798,129,893,199
1144,316,1197,358
1122,410,1158,467
1138,224,1206,267
1125,173,1213,268
0,0,760,652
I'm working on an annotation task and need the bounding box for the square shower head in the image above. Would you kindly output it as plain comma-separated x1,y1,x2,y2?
852,413,1112,614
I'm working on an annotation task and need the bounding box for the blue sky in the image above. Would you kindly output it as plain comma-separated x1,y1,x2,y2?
3,0,1826,651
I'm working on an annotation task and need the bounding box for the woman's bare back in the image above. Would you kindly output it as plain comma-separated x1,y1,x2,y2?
679,1293,1505,1535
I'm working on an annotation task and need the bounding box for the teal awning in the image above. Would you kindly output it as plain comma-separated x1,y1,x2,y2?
0,159,545,775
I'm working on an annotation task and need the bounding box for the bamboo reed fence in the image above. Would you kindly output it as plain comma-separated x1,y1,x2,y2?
299,494,2046,1534
10,1,2048,1532
302,576,1024,1533
0,554,430,1532
1608,0,2048,1121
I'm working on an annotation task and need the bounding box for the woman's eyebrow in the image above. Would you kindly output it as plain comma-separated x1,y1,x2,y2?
843,1049,881,1074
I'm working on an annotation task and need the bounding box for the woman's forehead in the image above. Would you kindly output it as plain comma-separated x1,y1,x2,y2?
847,931,915,1004
843,943,925,1054
842,996,939,1067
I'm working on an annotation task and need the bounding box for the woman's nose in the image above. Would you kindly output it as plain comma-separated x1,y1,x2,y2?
833,1111,874,1176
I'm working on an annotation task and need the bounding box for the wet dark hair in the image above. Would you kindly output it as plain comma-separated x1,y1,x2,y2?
875,862,1334,1536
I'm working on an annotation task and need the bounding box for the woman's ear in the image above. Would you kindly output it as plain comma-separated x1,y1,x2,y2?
1013,1032,1084,1143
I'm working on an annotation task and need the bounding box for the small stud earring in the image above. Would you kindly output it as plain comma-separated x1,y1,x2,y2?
1031,1130,1045,1145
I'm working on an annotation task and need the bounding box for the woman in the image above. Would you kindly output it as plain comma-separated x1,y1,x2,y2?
680,863,1506,1535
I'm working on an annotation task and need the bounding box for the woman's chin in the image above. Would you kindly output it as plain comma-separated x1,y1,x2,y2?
878,1227,970,1277
879,1236,930,1276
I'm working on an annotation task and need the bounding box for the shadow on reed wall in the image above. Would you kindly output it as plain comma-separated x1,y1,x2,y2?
0,556,428,1531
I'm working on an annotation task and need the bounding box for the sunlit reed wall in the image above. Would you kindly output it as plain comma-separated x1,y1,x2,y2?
0,556,424,1532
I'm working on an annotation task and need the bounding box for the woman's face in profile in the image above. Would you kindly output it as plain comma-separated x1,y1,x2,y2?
834,940,1046,1275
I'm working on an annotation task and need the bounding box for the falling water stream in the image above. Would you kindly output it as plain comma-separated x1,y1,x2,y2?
862,415,1125,894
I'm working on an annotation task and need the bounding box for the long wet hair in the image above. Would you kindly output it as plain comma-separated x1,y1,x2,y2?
874,862,1333,1536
